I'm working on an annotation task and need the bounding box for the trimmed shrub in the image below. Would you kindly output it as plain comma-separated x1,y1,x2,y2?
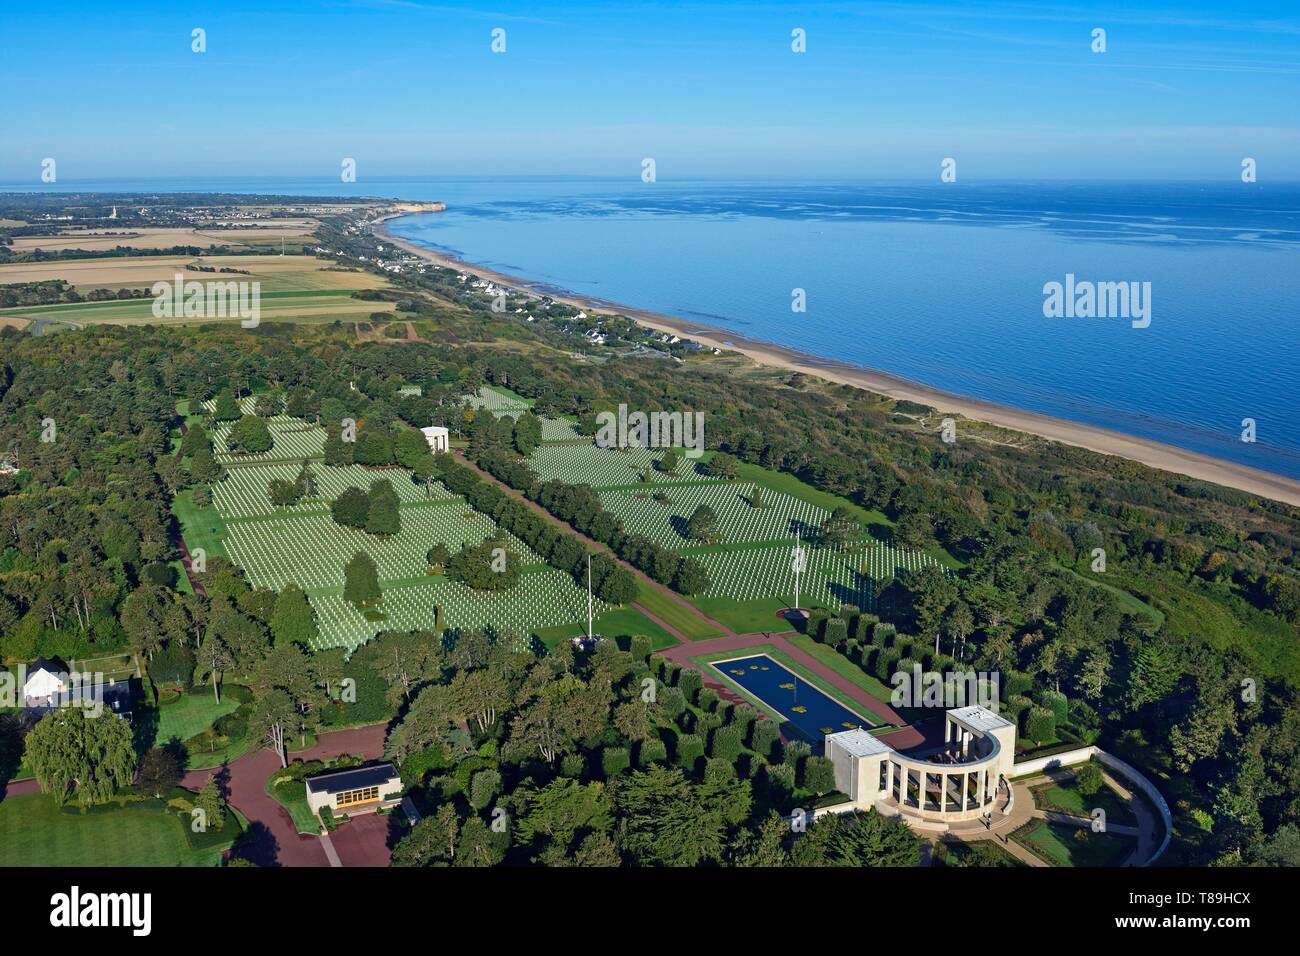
679,669,703,704
764,762,797,803
783,739,812,770
638,738,668,765
675,733,705,770
560,753,586,779
711,724,744,763
469,769,501,810
696,711,724,737
750,719,780,759
1039,688,1069,726
1024,706,1057,744
1004,670,1034,697
601,747,631,778
802,756,837,795
872,622,897,646
629,634,652,662
658,685,686,719
823,618,848,645
876,648,901,683
697,688,720,713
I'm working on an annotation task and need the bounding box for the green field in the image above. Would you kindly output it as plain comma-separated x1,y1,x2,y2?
0,793,234,867
152,689,240,748
531,606,679,651
172,488,229,560
635,586,724,642
1013,819,1136,867
0,289,395,326
1031,777,1138,829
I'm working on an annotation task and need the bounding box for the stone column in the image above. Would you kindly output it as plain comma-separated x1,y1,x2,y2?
977,768,987,807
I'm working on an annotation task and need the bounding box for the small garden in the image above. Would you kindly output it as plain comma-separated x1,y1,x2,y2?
1011,818,1136,867
265,754,369,834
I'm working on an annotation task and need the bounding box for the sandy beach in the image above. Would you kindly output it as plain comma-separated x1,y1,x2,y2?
378,222,1300,509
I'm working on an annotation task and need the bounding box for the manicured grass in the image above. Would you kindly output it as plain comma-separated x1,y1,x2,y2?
1014,819,1136,867
0,793,232,867
1031,776,1137,829
784,633,897,705
265,775,319,835
152,689,239,748
531,606,679,651
172,487,229,559
690,596,796,634
635,586,724,641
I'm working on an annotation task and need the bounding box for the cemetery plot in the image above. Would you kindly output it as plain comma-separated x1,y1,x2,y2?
529,443,716,488
212,461,452,520
463,385,532,417
460,386,583,442
539,416,584,442
599,482,828,548
223,503,542,591
695,543,944,610
211,415,326,463
309,569,607,651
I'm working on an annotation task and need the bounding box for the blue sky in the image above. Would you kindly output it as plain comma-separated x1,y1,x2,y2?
2,0,1297,181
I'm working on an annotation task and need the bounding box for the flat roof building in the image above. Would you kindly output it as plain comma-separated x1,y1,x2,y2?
305,763,402,817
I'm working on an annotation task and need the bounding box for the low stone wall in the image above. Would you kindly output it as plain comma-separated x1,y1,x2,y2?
1011,745,1173,865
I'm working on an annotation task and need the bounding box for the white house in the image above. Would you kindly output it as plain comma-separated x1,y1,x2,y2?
22,658,67,705
420,426,450,454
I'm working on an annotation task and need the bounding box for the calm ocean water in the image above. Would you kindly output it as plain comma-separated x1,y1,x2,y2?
5,176,1299,479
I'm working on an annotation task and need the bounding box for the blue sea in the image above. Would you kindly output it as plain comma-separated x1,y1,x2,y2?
5,176,1298,479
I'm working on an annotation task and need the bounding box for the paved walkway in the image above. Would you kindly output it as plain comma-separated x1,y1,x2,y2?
179,723,387,867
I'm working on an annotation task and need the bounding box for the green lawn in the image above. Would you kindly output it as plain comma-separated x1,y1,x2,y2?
172,487,229,559
531,606,679,651
1014,819,1136,867
0,793,232,866
635,586,724,641
690,596,796,634
151,689,240,748
265,776,320,834
1030,772,1138,826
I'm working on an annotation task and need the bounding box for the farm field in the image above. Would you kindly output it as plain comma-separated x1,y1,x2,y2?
0,291,396,327
0,254,391,293
7,221,319,251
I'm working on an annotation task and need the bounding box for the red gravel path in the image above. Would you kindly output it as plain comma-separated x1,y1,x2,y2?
179,723,388,867
329,811,394,867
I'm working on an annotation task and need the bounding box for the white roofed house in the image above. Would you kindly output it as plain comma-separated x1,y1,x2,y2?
22,658,66,705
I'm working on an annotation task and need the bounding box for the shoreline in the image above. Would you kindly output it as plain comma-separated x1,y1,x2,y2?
377,219,1300,509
